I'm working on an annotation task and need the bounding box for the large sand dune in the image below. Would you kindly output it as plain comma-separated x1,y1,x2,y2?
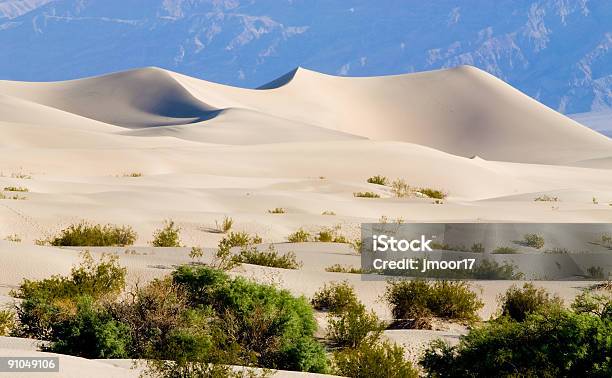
1,65,611,376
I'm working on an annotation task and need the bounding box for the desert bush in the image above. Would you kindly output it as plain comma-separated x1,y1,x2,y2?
146,361,271,378
384,280,482,327
523,233,545,249
267,208,285,214
12,252,126,339
419,188,447,200
420,308,612,377
391,179,410,198
311,282,359,314
3,234,21,243
470,260,524,280
172,266,328,372
587,266,605,279
333,338,418,378
234,244,302,269
327,303,384,348
544,247,569,254
470,243,484,253
287,228,311,243
3,186,28,192
151,220,182,247
0,309,15,336
367,175,388,186
215,216,234,233
47,222,136,247
49,296,131,358
571,291,612,318
325,264,362,274
534,195,559,202
189,246,204,260
498,283,563,321
314,226,349,243
123,172,143,177
214,231,262,270
492,246,518,254
353,191,380,198
321,210,336,216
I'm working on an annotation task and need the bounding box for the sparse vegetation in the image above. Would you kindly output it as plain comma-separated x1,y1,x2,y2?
327,303,385,348
0,309,15,336
215,216,233,233
287,228,311,243
523,233,545,249
470,259,524,280
214,231,262,270
492,246,519,254
189,246,204,260
587,266,605,279
311,282,359,314
419,188,447,200
384,280,483,328
534,195,559,202
3,186,28,192
0,193,26,200
233,244,302,269
333,338,418,378
151,220,182,247
45,222,137,247
367,175,388,186
314,225,349,243
267,207,286,214
391,179,410,198
321,210,336,216
593,196,599,204
498,283,563,322
470,242,484,253
3,234,21,243
325,264,363,274
123,172,143,177
353,191,380,198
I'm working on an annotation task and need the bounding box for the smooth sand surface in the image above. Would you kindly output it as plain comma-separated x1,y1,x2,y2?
0,65,611,376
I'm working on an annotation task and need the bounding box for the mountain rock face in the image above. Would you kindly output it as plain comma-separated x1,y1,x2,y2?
0,0,610,113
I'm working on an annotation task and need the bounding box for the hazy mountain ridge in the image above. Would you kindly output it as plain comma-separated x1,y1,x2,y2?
0,0,610,113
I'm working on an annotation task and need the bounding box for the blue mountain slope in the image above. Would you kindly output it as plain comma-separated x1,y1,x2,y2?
0,0,610,113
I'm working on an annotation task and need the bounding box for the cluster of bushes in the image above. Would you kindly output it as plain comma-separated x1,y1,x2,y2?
233,244,302,270
384,279,483,329
287,226,349,244
421,284,612,377
42,222,137,247
9,256,328,374
365,175,447,200
325,264,363,274
311,281,418,377
353,191,380,198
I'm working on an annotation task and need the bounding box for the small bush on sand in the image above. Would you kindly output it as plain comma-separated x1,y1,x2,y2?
325,264,362,274
234,244,302,269
353,191,380,198
492,246,518,254
214,231,262,270
419,188,447,200
123,172,143,177
0,309,15,336
333,338,418,378
470,242,484,253
367,175,388,186
314,225,349,243
523,233,545,249
268,208,286,214
327,303,385,348
384,280,482,328
287,228,311,243
215,216,233,233
47,222,137,247
391,179,410,198
534,194,559,202
3,234,21,243
11,252,126,339
189,246,204,261
311,282,359,314
321,210,336,216
470,259,524,280
498,283,563,321
3,186,28,192
151,220,182,247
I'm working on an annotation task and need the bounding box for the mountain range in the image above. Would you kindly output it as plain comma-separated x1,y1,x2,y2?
0,0,611,114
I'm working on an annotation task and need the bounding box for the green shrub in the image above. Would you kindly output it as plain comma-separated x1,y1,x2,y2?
523,233,545,249
311,282,359,314
172,266,328,372
234,244,302,269
333,338,418,378
498,283,563,321
419,188,447,200
0,309,15,336
49,296,131,358
587,266,605,279
268,208,286,214
470,260,524,280
353,191,380,198
214,232,263,270
3,186,28,192
384,280,482,327
123,172,143,177
189,246,204,260
534,195,559,202
571,291,612,317
46,222,137,246
12,252,126,339
492,246,518,254
151,220,182,247
4,234,21,243
321,210,336,216
327,303,384,348
420,309,612,377
325,264,363,274
470,243,484,253
287,228,311,243
314,226,349,243
367,175,388,186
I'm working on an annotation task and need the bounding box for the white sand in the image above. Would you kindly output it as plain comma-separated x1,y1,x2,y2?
0,65,611,376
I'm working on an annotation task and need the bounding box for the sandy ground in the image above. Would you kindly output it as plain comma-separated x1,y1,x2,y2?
0,65,611,376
